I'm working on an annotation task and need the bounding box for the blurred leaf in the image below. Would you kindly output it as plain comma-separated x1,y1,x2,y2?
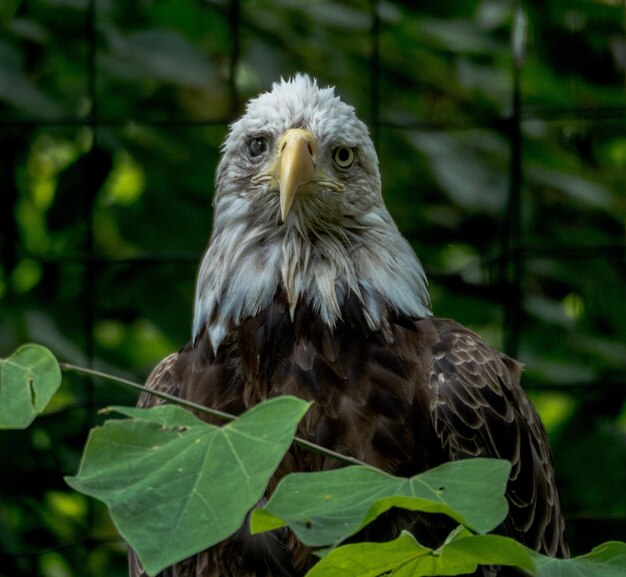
569,333,626,369
0,344,61,429
527,166,614,209
305,3,369,30
10,259,43,294
47,146,113,232
525,295,575,329
0,0,21,20
416,18,502,54
251,459,511,548
103,151,145,206
410,132,507,213
553,409,626,519
528,392,576,435
105,28,214,87
8,18,49,43
66,397,310,576
0,41,63,117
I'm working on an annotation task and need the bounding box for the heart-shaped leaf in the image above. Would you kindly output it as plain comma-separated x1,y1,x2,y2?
532,541,626,577
251,458,511,547
66,396,310,576
0,344,61,429
304,529,535,577
306,529,626,577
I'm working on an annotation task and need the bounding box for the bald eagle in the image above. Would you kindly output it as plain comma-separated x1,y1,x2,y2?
130,75,567,577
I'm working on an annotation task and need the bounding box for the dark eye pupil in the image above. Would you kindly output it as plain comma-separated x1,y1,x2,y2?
249,138,267,157
337,148,350,162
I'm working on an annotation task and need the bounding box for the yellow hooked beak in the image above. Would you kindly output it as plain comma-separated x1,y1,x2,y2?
276,129,317,221
250,128,344,221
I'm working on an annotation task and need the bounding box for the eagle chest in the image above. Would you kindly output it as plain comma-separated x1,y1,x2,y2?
186,303,434,477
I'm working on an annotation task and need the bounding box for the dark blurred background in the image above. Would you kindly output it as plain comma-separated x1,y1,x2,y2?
1,1,625,576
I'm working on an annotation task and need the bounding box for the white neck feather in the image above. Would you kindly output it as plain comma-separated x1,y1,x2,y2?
192,193,431,352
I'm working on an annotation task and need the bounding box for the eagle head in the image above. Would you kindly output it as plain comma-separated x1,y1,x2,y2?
193,75,431,350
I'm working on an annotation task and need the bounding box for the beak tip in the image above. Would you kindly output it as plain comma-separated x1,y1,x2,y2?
279,198,291,222
277,128,317,223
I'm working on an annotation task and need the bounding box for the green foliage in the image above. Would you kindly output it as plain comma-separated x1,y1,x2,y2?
251,459,510,547
1,0,625,575
305,530,536,577
0,344,61,429
0,349,625,577
66,398,310,576
306,532,626,577
531,542,626,577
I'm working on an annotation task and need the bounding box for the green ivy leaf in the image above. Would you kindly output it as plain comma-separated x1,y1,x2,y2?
306,532,431,577
0,344,61,429
440,533,535,575
532,541,626,577
251,458,511,548
304,529,535,577
66,396,310,577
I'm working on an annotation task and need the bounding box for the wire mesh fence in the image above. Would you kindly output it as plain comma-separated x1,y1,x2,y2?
1,0,625,575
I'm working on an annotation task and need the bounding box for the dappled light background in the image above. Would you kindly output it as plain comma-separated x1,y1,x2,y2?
1,1,625,576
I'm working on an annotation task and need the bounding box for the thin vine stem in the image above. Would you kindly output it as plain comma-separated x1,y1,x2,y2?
59,362,374,470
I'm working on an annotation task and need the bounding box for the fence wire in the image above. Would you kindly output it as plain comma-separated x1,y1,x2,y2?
1,0,625,573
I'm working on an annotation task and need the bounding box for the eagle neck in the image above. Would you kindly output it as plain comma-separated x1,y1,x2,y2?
192,201,431,352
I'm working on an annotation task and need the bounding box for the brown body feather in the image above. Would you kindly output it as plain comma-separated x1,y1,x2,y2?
130,291,567,577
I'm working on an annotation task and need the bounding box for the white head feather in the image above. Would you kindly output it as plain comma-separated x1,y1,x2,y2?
193,74,431,350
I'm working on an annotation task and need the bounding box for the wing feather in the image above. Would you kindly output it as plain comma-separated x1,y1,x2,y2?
426,319,568,557
137,353,180,408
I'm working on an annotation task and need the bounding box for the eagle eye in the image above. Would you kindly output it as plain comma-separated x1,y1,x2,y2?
248,137,268,158
332,146,355,169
